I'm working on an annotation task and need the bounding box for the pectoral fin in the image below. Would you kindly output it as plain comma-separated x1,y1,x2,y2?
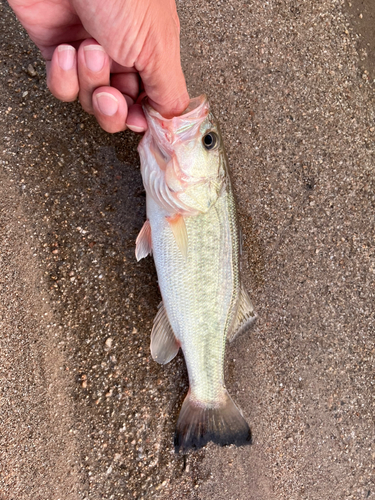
166,213,188,258
135,220,152,261
151,302,180,364
228,284,257,343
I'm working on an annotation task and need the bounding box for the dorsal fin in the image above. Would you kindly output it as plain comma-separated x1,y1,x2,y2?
135,220,152,261
228,284,257,343
150,302,180,364
166,214,188,258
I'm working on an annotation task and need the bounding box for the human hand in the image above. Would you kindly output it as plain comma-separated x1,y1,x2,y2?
8,0,189,133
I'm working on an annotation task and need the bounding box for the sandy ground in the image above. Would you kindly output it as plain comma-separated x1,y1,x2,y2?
0,0,374,499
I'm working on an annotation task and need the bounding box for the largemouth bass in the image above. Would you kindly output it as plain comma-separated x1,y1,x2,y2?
136,95,256,452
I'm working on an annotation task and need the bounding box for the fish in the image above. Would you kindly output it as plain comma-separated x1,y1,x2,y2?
135,95,256,452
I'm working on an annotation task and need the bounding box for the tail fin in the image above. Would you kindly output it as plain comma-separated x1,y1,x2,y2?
174,390,251,453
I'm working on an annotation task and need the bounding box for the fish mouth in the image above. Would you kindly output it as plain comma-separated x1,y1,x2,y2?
142,95,211,151
142,94,209,124
180,95,208,116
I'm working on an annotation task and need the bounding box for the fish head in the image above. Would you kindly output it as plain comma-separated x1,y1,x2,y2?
140,95,227,215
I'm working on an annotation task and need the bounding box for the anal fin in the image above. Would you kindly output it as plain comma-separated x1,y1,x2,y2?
150,302,180,364
135,220,152,261
166,214,188,258
228,284,257,343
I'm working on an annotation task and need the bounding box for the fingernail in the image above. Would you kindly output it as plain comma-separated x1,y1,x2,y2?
95,92,119,116
84,45,106,72
127,124,145,133
58,45,76,71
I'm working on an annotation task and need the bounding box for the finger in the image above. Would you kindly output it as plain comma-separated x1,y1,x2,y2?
110,61,138,74
111,72,140,101
136,92,147,105
78,39,111,114
126,104,148,133
46,45,79,102
92,87,128,133
140,60,189,119
136,21,189,118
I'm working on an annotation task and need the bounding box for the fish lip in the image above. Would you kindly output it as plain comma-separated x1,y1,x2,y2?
142,94,209,122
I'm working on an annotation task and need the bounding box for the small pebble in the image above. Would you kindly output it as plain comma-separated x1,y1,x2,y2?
27,63,37,77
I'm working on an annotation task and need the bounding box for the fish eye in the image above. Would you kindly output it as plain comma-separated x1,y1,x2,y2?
202,132,218,151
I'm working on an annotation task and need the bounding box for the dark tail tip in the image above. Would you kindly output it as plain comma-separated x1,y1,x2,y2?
174,390,252,453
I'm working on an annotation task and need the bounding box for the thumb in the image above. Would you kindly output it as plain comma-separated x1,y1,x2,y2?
136,15,189,118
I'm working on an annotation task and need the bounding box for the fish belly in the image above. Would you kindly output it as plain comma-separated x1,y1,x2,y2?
147,187,240,404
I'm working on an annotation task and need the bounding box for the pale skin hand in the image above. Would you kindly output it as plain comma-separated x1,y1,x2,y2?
7,0,189,133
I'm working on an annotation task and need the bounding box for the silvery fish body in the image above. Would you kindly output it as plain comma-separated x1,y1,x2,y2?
136,95,256,452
